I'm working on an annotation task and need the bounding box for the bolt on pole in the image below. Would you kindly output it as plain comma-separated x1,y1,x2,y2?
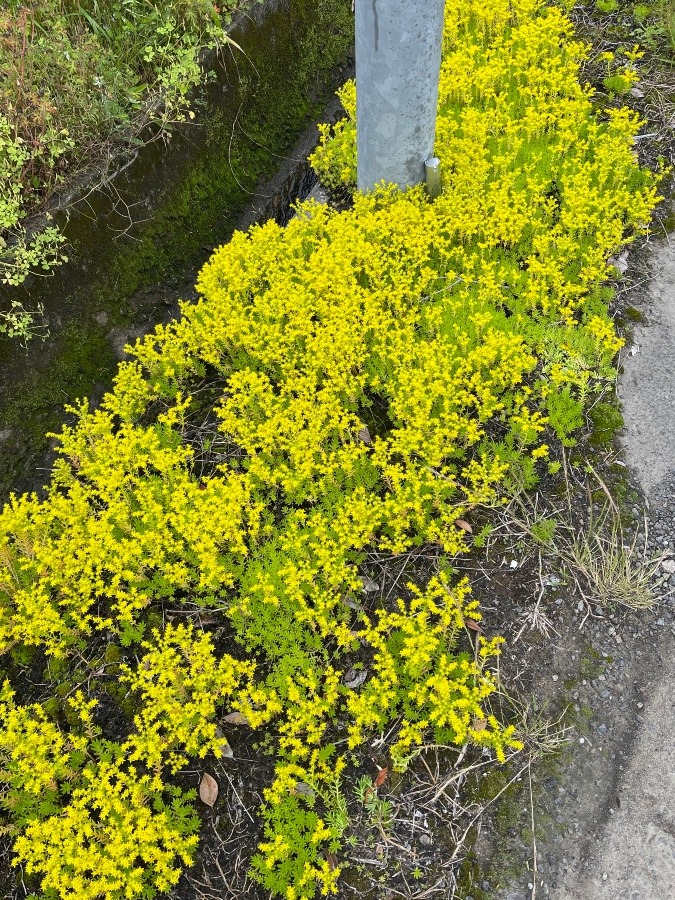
355,0,445,194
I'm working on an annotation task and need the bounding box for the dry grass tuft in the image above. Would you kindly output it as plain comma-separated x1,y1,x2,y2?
556,507,662,611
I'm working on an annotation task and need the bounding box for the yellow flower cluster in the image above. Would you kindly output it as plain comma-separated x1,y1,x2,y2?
310,81,357,192
0,399,263,654
0,1,659,898
253,671,346,900
0,632,222,899
121,624,256,774
311,1,657,322
0,682,86,813
14,762,198,900
347,573,522,767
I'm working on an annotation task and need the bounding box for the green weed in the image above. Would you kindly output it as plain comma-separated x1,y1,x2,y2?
0,0,257,292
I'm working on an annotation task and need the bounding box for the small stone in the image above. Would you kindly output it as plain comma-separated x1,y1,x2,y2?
637,702,644,709
542,573,562,587
602,872,608,881
662,559,675,575
552,674,559,682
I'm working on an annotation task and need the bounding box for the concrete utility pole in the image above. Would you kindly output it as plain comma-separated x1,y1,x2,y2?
355,0,445,193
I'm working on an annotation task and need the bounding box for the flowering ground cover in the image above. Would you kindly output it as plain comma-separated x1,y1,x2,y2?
0,1,660,898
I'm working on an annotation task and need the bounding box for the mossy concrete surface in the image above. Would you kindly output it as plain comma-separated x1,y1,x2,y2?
556,664,675,899
619,239,675,501
554,239,675,899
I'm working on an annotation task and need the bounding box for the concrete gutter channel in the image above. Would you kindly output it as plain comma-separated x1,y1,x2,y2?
491,238,675,900
0,0,354,501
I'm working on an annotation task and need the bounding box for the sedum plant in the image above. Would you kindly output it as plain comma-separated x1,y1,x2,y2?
0,683,200,900
0,0,660,898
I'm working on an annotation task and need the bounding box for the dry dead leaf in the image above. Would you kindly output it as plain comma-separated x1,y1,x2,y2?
223,711,250,726
342,597,364,611
360,574,380,593
212,725,234,759
215,740,234,759
199,772,219,808
373,766,388,788
608,249,629,273
454,518,473,534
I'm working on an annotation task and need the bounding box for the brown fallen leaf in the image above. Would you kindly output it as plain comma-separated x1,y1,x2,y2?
223,711,250,726
373,766,389,788
199,772,219,808
454,518,473,534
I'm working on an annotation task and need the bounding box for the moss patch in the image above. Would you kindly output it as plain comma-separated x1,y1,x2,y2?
589,400,624,448
624,305,645,322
